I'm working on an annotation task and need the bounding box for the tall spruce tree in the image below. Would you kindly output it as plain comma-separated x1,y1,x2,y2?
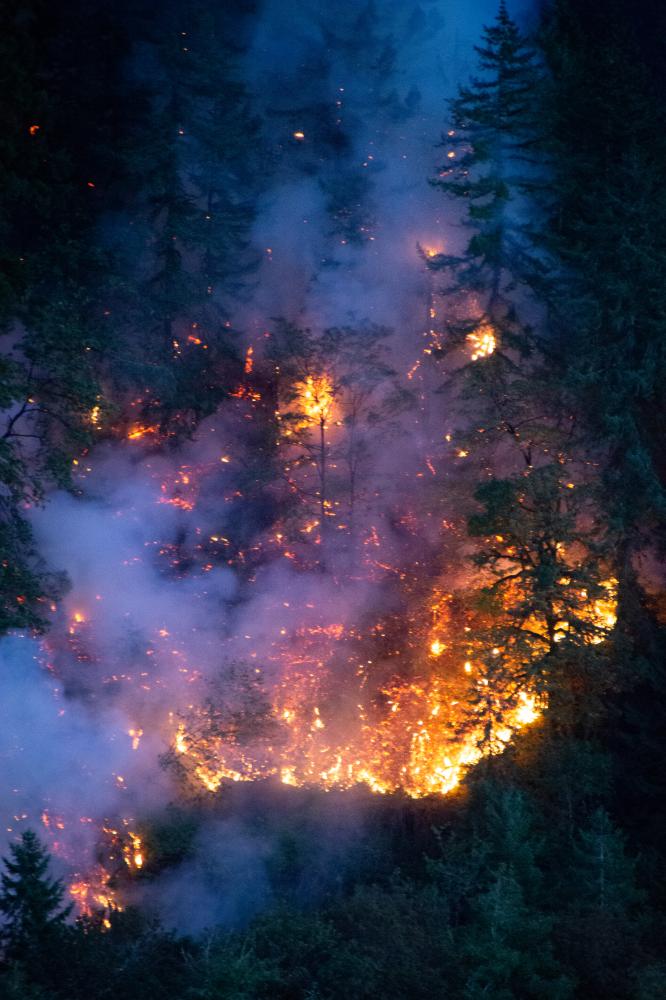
0,831,71,966
429,0,542,359
122,0,260,433
541,0,666,583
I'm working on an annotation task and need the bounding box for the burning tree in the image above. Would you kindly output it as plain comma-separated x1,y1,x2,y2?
461,464,616,739
164,662,281,792
268,321,400,563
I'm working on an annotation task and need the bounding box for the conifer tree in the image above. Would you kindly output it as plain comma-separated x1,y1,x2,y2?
462,466,615,733
429,0,542,358
558,808,644,997
0,831,71,965
123,0,261,433
542,0,666,579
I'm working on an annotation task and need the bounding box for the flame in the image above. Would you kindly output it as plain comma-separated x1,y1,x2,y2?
127,424,159,441
128,728,143,751
69,866,121,919
296,374,335,424
46,375,618,911
166,565,616,801
467,325,497,361
123,831,144,870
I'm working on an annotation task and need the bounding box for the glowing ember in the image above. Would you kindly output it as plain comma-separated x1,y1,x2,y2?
123,831,144,870
467,325,497,361
127,424,159,441
69,866,120,919
128,728,143,751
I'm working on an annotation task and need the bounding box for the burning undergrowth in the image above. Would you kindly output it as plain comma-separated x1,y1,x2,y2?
0,344,614,927
0,0,585,931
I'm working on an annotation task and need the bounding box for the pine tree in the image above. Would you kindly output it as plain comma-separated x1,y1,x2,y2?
267,321,398,564
0,831,71,965
119,0,261,434
461,865,572,1000
461,465,615,737
541,0,666,581
557,808,644,997
429,0,542,358
433,782,572,999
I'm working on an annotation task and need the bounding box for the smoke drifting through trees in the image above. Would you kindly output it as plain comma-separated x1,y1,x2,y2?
0,0,598,934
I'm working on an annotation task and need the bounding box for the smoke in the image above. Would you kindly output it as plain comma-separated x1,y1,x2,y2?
0,0,537,931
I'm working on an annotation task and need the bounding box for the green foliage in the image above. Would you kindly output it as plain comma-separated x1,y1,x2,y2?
0,830,71,965
140,808,199,874
64,906,193,1000
429,0,542,352
556,808,645,998
117,0,261,433
460,865,572,1000
541,0,666,548
0,510,61,632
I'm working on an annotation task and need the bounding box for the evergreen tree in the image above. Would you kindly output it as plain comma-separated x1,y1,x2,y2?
0,831,71,966
462,466,615,735
541,0,666,580
123,0,261,433
429,0,542,358
460,865,572,1000
557,808,644,998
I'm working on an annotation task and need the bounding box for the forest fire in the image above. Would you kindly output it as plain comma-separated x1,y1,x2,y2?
295,374,335,425
159,568,616,801
168,666,543,799
0,0,660,992
127,423,160,441
467,325,497,361
13,321,619,930
69,870,118,918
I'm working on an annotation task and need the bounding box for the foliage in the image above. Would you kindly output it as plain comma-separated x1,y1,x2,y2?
0,831,71,966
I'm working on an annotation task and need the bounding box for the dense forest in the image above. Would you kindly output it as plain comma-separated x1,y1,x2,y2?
2,0,666,997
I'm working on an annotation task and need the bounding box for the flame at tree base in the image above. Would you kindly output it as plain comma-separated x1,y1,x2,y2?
169,669,542,800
